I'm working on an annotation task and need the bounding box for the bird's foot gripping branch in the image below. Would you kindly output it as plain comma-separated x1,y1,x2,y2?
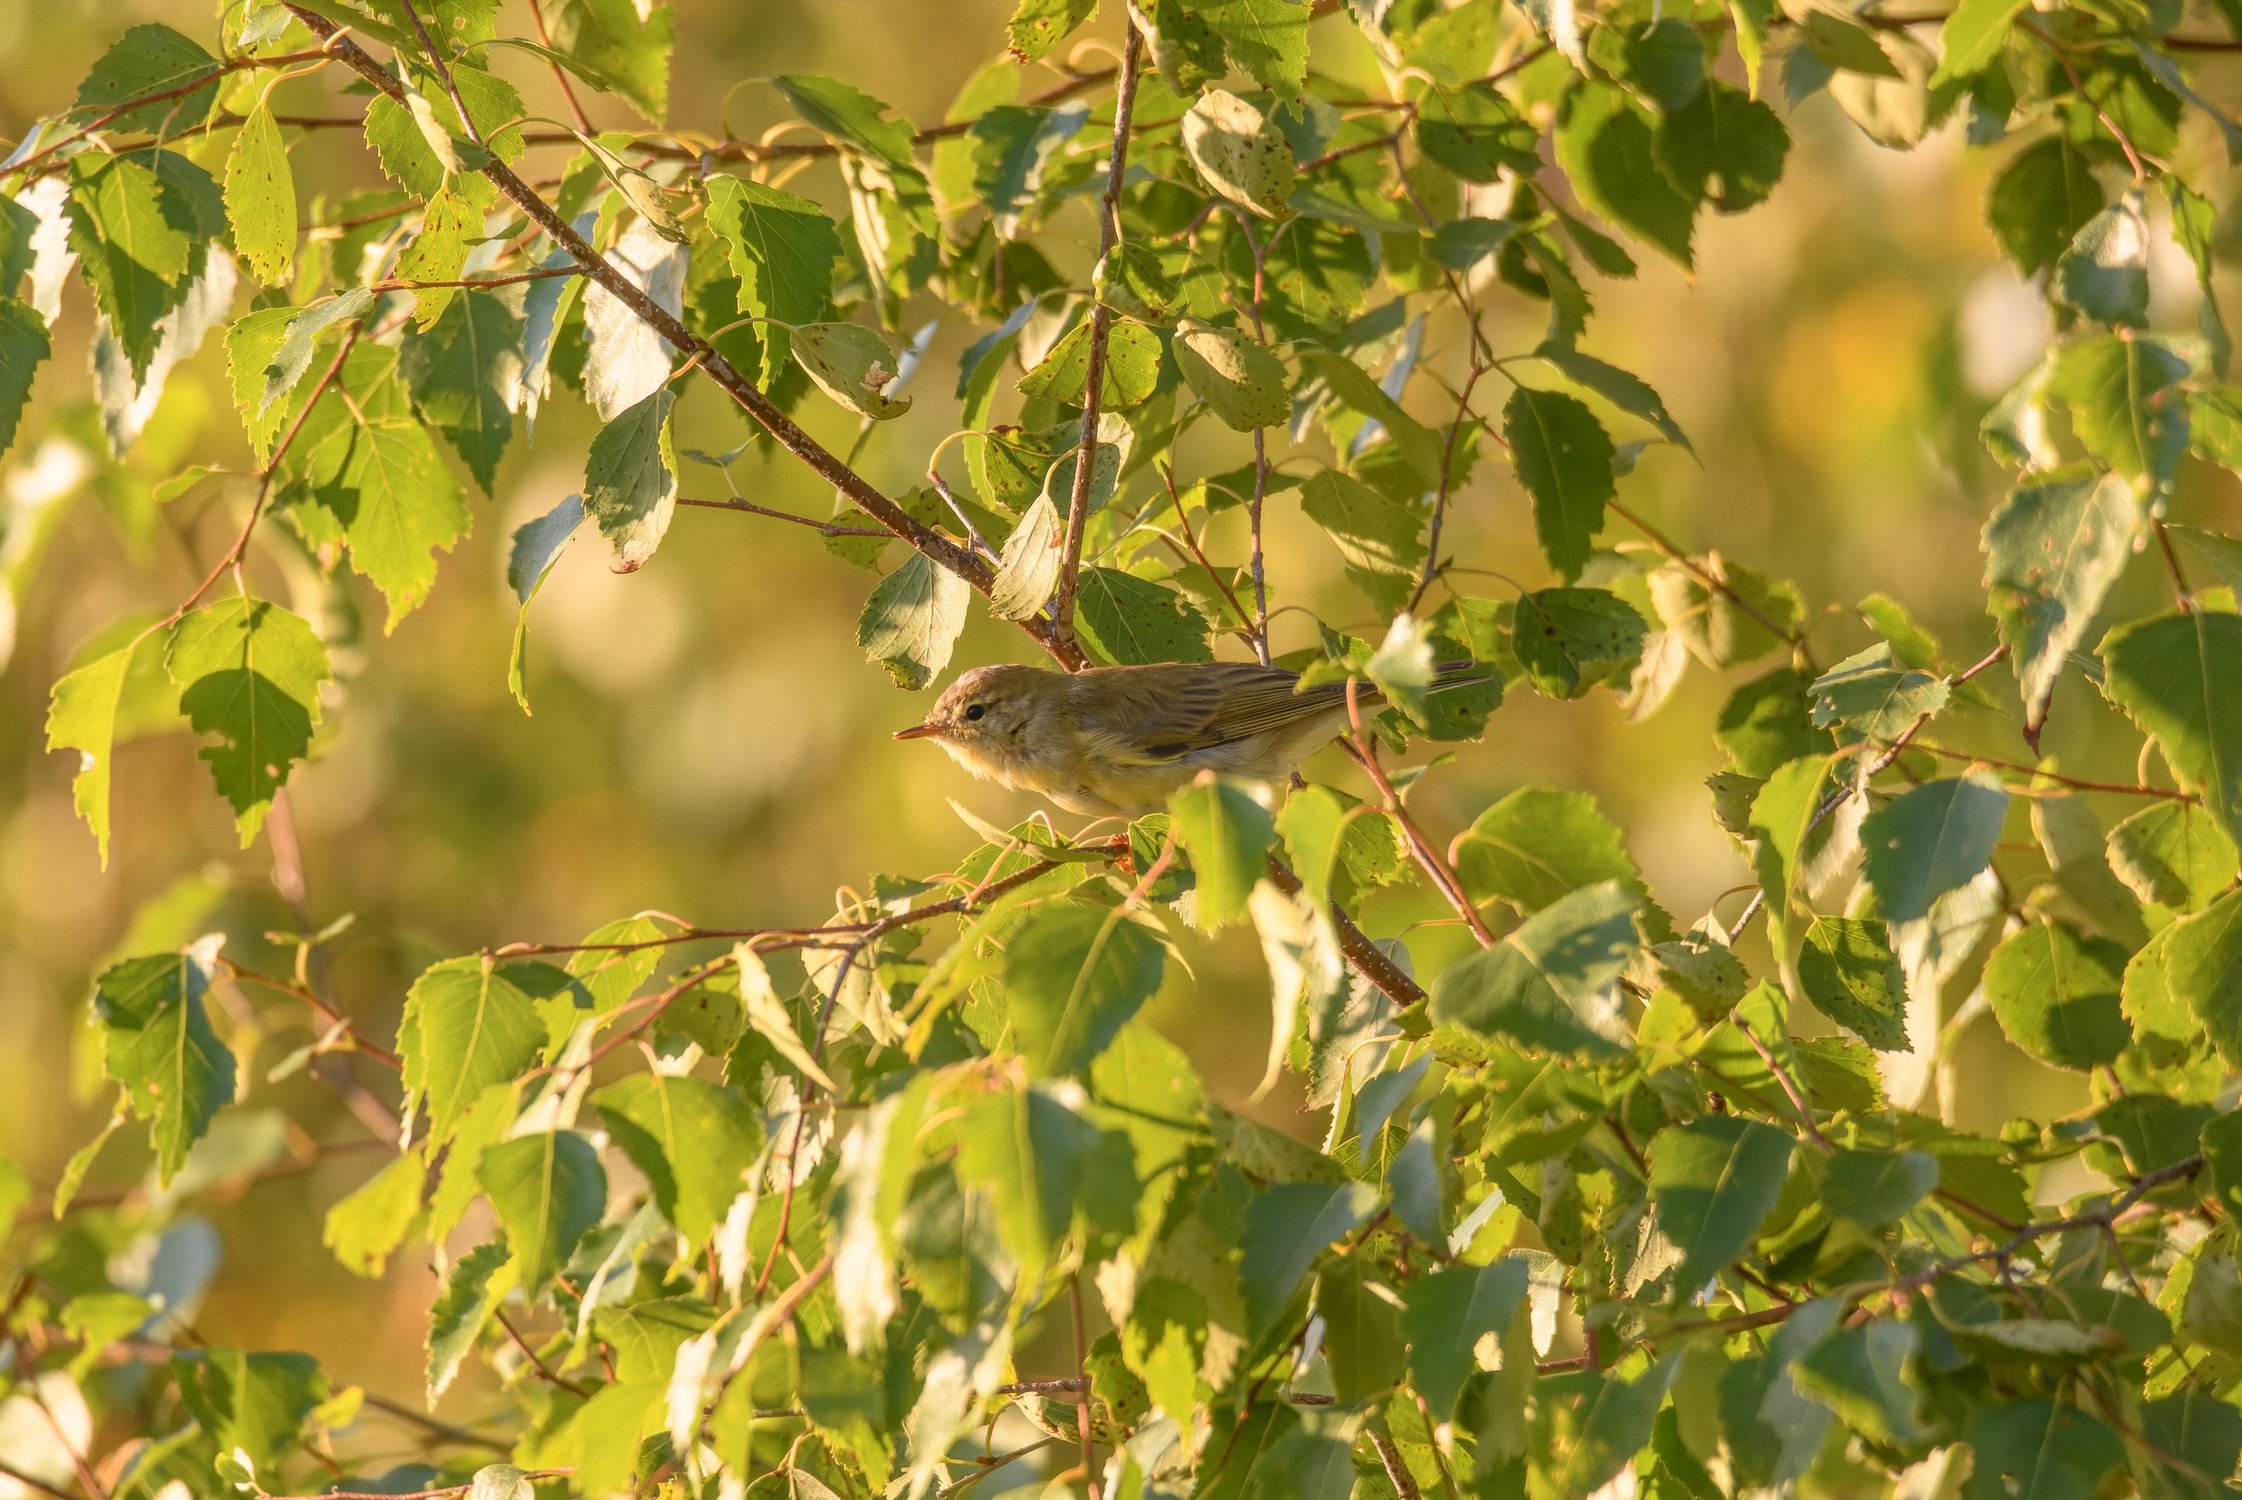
7,0,2242,1494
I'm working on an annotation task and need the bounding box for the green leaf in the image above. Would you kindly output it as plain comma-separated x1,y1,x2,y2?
287,345,471,628
1016,317,1161,410
1171,776,1278,927
791,321,914,419
1298,469,1425,583
1986,137,2103,276
1503,386,1614,580
1173,318,1290,430
989,494,1063,621
770,73,915,165
175,1350,325,1469
1196,0,1310,99
478,1130,607,1298
1511,587,1646,699
705,177,837,385
1932,0,2028,82
2053,196,2150,327
595,1073,761,1243
1240,1180,1380,1337
1315,1260,1402,1403
1400,1259,1529,1419
971,103,1091,237
1799,916,1910,1052
2140,1391,2242,1500
2047,333,2189,498
504,494,583,712
92,944,234,1185
1791,1320,1924,1446
2164,891,2242,1066
2101,612,2242,850
394,187,478,327
1712,668,1820,780
1414,81,1540,182
1075,567,1213,665
1649,1116,1794,1298
1981,470,2136,729
1653,81,1788,213
1808,643,1948,740
582,387,677,572
323,1151,426,1277
1820,1148,1938,1229
1539,1364,1681,1495
957,1083,1134,1285
401,289,522,494
550,0,672,119
1746,754,1842,956
0,294,48,460
44,643,138,867
1860,773,2009,926
1554,84,1698,268
76,25,219,134
1427,879,1640,1056
1983,920,2130,1070
164,597,330,843
1004,901,1166,1075
398,956,554,1145
223,103,295,287
426,1240,512,1402
2107,801,2238,914
66,150,222,381
1005,0,1098,62
858,552,970,689
1536,345,1693,453
1451,786,1644,914
1295,349,1444,487
248,288,374,422
1965,1400,2124,1500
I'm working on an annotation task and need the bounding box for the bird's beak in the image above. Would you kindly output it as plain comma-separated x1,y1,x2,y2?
892,721,943,741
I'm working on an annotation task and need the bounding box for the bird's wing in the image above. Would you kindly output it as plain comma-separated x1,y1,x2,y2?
1077,664,1361,766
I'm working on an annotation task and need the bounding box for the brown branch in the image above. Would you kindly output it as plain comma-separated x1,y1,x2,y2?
935,1438,1062,1499
2,49,333,182
492,1308,588,1398
261,1474,570,1500
368,267,581,293
1263,853,1428,1010
220,960,403,1068
675,496,890,537
1609,499,1809,667
1879,741,2191,800
1369,1428,1423,1500
2155,520,2198,613
1070,1275,1101,1500
1344,684,1496,947
280,5,1089,671
1052,21,1145,652
0,1462,77,1500
524,0,595,134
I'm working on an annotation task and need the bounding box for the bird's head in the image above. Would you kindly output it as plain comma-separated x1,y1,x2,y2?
892,663,1060,779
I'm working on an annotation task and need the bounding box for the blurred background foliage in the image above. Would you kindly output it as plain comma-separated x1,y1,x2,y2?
0,0,2237,1439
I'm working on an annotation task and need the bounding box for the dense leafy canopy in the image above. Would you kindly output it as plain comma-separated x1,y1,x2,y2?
5,0,2242,1496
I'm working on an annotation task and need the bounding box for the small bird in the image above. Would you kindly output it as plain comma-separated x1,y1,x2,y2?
893,660,1484,815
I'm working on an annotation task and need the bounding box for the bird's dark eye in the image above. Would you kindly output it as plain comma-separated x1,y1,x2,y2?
964,703,986,722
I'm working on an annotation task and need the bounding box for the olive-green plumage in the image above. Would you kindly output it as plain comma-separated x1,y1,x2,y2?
894,660,1475,814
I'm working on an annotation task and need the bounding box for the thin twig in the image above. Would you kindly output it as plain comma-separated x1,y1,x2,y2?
676,496,890,537
492,1308,589,1398
524,0,595,133
220,960,403,1068
1052,22,1143,651
281,5,1090,671
1070,1275,1100,1500
935,1437,1061,1499
1343,685,1496,947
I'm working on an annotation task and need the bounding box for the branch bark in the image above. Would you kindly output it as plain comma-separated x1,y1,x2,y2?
283,4,1087,670
1051,22,1144,653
